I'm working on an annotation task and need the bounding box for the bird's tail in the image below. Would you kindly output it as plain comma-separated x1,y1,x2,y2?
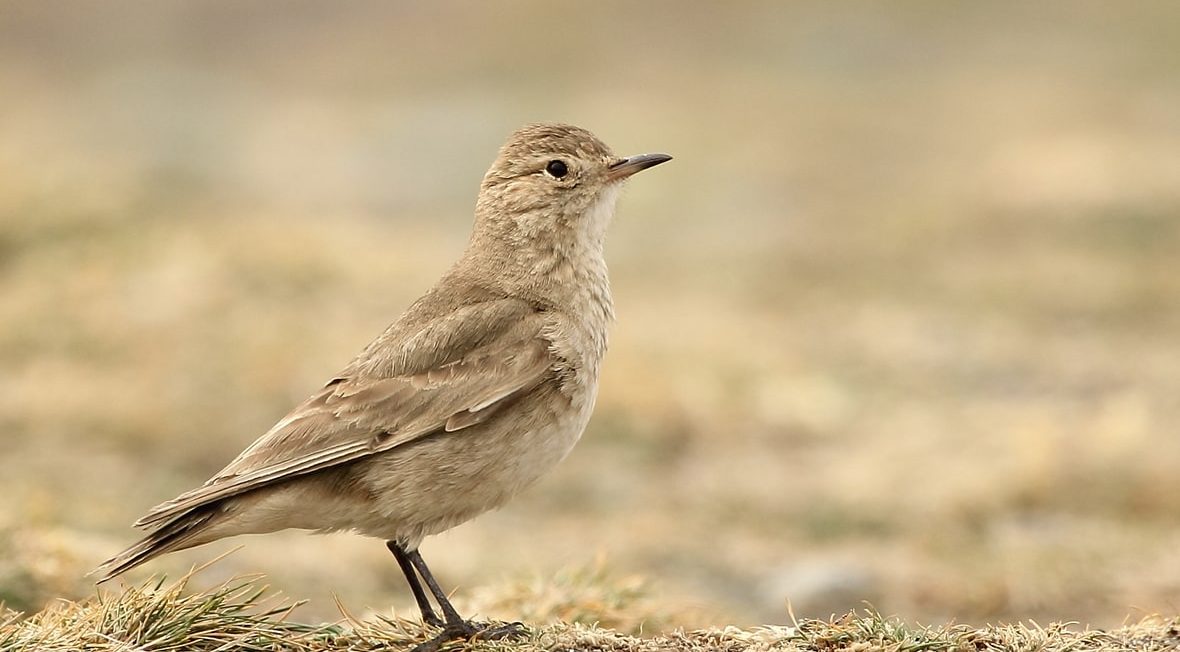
90,508,217,583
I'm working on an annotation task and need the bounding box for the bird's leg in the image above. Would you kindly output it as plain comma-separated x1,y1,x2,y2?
403,547,525,652
404,547,476,636
386,541,443,627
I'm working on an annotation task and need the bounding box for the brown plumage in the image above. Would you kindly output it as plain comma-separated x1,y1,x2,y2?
93,123,670,650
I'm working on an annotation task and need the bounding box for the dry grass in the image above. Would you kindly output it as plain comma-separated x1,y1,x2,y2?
2,0,1180,635
3,573,1179,652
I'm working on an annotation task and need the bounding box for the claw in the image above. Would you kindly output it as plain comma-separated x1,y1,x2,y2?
411,620,526,652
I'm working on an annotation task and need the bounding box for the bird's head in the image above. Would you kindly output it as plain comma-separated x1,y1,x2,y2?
473,123,671,251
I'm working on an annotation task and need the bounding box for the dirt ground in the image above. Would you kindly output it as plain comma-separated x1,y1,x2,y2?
5,575,1180,652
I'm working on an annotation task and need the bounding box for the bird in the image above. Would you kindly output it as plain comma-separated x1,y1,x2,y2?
93,122,671,651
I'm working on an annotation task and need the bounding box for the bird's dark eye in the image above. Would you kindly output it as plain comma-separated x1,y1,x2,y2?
545,160,568,179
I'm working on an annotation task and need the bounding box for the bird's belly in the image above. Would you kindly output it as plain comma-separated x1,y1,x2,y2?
352,382,596,546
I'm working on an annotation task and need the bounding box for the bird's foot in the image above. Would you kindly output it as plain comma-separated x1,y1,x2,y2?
411,620,526,652
473,621,526,642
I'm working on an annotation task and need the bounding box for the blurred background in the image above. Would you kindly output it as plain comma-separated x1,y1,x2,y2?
2,0,1179,631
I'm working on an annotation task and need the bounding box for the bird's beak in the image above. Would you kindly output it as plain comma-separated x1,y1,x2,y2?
607,153,673,181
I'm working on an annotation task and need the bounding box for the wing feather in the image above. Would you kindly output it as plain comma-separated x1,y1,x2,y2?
134,299,553,529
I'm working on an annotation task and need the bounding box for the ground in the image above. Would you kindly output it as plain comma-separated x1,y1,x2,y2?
4,574,1180,652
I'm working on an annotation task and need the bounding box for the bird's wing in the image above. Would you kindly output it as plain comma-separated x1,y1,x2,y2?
134,298,554,529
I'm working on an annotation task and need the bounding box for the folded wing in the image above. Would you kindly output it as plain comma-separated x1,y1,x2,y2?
134,298,554,529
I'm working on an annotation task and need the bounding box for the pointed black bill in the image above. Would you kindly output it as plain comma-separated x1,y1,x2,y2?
607,152,673,181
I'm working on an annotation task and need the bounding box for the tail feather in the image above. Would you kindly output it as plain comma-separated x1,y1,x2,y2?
91,509,217,583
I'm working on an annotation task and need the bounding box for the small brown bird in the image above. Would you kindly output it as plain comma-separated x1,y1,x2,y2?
94,123,670,649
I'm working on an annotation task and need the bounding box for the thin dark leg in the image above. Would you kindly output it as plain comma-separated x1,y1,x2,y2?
400,547,527,652
386,541,443,627
404,547,473,632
